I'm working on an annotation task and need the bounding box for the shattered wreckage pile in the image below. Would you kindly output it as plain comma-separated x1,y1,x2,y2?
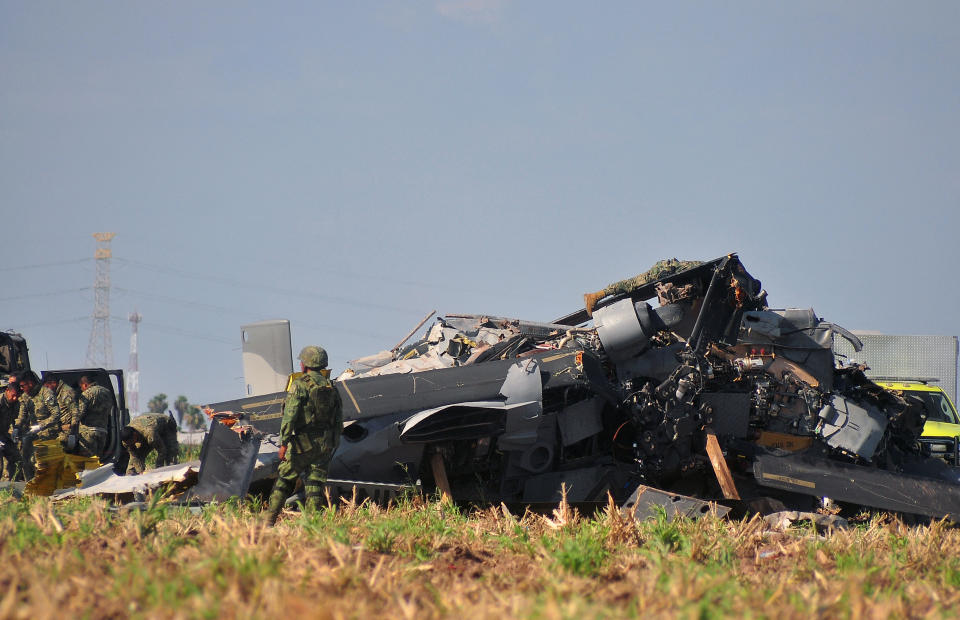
48,254,959,520
200,253,960,521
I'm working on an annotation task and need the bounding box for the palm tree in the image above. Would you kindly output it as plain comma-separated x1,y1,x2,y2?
174,395,206,430
173,395,189,422
147,393,168,414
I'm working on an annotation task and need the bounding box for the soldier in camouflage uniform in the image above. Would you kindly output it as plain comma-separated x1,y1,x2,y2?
31,376,66,442
120,413,180,475
16,372,39,436
0,381,22,480
263,345,342,526
14,371,41,479
76,375,113,458
49,377,79,441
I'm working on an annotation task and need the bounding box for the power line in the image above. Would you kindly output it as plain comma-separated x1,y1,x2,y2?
9,314,236,347
113,286,393,341
114,287,246,316
0,258,92,272
6,255,439,315
108,316,235,345
113,257,426,314
0,254,458,295
140,325,234,346
115,254,453,292
9,316,89,330
0,287,91,302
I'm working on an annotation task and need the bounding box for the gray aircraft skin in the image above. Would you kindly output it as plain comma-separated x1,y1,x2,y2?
205,254,960,519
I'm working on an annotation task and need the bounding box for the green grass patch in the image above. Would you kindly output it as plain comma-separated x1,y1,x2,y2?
3,493,960,618
549,524,610,577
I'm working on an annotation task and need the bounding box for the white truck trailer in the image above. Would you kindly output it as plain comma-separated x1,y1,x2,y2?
833,332,958,405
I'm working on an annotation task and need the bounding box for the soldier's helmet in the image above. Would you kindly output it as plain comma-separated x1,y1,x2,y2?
298,345,328,369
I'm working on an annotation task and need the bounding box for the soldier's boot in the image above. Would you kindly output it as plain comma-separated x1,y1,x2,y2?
305,492,324,512
263,490,287,526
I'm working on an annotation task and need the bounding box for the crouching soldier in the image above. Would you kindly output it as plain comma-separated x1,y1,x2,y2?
263,345,342,526
76,376,112,458
121,413,179,475
0,380,22,480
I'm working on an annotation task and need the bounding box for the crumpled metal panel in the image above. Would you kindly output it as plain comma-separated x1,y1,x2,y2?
819,395,888,459
400,402,510,442
330,413,424,482
398,359,544,448
53,462,199,499
557,396,604,446
499,359,544,449
754,451,960,520
187,421,261,502
740,309,835,390
621,484,730,520
614,342,684,383
521,466,611,503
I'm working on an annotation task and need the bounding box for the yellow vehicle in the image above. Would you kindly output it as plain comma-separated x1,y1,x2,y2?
875,380,960,465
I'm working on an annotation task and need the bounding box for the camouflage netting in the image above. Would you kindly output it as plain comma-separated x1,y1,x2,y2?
595,258,704,300
601,258,703,297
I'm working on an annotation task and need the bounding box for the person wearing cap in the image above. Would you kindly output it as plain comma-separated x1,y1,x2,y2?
263,345,342,526
0,380,22,480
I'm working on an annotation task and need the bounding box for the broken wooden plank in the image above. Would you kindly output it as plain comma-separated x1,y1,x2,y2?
705,432,740,500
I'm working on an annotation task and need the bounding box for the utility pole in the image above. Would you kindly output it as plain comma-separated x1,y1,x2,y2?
85,232,115,367
127,311,141,415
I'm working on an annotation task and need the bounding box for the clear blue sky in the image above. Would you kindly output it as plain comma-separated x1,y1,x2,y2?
2,1,959,408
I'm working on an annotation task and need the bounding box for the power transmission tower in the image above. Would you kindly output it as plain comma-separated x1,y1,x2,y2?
127,311,142,415
85,232,116,367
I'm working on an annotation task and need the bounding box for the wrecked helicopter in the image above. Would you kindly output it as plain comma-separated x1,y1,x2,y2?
204,254,960,521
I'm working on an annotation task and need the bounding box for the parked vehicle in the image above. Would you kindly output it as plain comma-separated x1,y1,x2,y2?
875,380,960,466
2,330,131,468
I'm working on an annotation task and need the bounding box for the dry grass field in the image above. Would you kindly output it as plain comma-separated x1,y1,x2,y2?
2,487,960,619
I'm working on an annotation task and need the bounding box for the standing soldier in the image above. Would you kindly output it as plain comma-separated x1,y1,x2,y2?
76,375,112,458
15,371,40,435
263,345,342,526
14,371,42,479
0,380,22,480
120,413,179,475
